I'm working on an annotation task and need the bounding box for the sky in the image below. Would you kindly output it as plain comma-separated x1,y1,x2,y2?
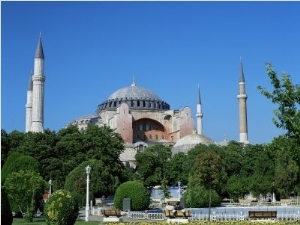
1,1,300,144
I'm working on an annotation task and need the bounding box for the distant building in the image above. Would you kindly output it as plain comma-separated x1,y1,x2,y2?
25,35,249,169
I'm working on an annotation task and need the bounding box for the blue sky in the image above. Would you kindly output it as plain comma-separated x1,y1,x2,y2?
1,1,300,144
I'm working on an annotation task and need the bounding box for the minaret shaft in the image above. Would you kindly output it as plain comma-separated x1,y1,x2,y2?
196,84,203,135
237,58,249,144
25,76,33,132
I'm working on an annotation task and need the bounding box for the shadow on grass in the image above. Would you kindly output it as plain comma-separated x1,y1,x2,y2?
12,218,99,225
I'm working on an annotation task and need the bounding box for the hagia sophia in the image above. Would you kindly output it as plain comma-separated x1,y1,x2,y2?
25,36,249,169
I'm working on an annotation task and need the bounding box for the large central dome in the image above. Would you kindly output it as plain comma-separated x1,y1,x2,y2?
108,82,161,101
97,81,170,113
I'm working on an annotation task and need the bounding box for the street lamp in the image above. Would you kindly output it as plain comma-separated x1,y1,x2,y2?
49,179,52,196
178,181,181,199
85,165,91,222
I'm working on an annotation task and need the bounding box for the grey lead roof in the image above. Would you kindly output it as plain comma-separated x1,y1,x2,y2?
239,57,245,83
35,37,44,59
107,83,162,101
28,75,32,91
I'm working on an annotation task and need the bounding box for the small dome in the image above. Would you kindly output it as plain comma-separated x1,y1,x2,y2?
172,133,215,154
108,83,161,101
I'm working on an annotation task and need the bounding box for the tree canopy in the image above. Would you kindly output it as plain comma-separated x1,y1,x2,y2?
258,63,300,140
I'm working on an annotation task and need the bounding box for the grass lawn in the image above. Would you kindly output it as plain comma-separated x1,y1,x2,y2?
12,218,100,225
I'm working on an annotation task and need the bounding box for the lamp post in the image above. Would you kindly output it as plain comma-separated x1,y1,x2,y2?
49,179,52,197
85,165,91,222
178,181,181,199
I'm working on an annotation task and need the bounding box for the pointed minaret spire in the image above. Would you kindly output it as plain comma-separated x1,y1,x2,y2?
131,76,136,86
239,56,245,83
196,83,203,135
35,33,44,59
237,57,249,144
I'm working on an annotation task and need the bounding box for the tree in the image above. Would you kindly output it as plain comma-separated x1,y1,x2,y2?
1,129,10,168
1,153,41,184
257,63,300,140
167,152,189,185
135,144,172,187
114,181,150,211
189,151,227,195
4,170,46,222
65,159,129,203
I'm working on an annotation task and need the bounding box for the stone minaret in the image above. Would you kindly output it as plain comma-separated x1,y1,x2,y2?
237,57,249,143
25,74,33,132
31,35,45,133
196,84,203,135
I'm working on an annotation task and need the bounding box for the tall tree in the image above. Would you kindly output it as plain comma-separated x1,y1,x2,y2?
135,144,172,187
257,63,300,140
189,151,227,195
167,152,189,185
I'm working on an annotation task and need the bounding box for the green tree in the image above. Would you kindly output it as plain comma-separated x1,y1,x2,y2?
189,151,227,195
248,146,276,197
225,175,248,201
1,153,41,184
135,144,172,187
167,152,189,185
274,150,298,198
258,63,300,140
1,129,10,168
65,159,129,204
4,170,46,222
185,185,221,208
114,181,150,211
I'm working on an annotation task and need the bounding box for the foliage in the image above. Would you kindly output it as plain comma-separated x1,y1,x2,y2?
167,152,189,185
65,159,128,205
225,175,248,201
44,189,79,225
4,170,46,222
135,144,172,187
185,185,221,208
1,152,24,183
1,186,13,225
189,151,227,195
257,63,300,140
114,181,150,211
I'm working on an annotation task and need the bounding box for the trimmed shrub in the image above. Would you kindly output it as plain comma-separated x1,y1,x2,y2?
44,189,79,225
114,181,150,211
185,185,221,208
1,187,13,225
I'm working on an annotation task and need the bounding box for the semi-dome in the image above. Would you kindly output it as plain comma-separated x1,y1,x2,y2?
172,133,215,154
97,81,170,113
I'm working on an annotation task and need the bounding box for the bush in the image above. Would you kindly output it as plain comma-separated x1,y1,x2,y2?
114,181,150,211
1,187,13,225
185,185,221,208
44,189,79,225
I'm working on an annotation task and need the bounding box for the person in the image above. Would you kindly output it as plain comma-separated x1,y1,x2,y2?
165,202,174,211
174,201,183,210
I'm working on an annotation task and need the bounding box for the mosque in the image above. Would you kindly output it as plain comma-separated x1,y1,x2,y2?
26,36,249,169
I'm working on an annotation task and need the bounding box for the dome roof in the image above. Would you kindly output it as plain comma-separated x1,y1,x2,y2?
97,81,170,113
172,133,215,154
108,82,161,101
